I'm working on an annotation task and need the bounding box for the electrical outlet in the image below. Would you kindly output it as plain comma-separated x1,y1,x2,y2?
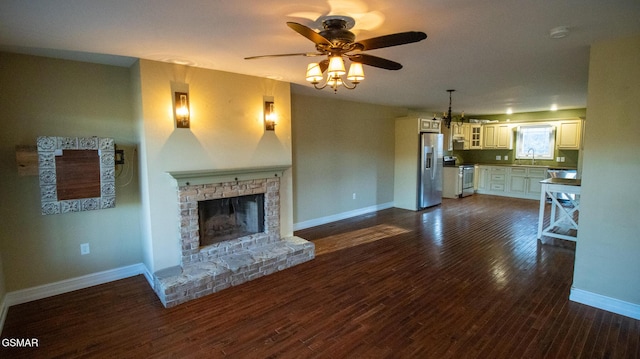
352,193,356,200
80,243,90,255
556,156,561,162
504,155,509,161
496,155,501,160
560,157,565,162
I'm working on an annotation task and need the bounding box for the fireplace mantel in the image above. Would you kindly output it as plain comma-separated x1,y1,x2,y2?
167,165,290,186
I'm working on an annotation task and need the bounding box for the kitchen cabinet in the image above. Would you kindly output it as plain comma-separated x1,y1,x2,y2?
469,124,482,149
476,165,548,199
508,167,547,199
476,166,489,191
452,123,469,138
556,120,582,149
449,123,481,151
482,124,513,149
449,123,470,150
488,167,507,192
420,118,441,132
476,166,506,193
443,167,461,198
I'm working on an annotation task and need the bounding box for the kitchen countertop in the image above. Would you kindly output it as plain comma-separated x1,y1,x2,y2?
471,163,577,170
539,178,581,186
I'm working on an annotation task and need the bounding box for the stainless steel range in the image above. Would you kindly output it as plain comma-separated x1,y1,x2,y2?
459,165,475,197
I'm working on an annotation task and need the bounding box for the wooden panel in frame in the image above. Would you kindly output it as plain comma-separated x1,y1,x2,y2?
37,136,116,215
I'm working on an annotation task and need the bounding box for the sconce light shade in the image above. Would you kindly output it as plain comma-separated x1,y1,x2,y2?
264,99,276,131
174,92,190,128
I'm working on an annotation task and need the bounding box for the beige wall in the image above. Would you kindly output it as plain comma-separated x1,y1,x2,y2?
291,89,406,225
135,60,293,273
573,35,640,306
0,53,143,291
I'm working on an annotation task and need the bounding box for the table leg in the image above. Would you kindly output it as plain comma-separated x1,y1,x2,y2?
538,184,546,239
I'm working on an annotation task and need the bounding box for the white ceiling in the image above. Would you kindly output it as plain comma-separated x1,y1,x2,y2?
1,0,639,115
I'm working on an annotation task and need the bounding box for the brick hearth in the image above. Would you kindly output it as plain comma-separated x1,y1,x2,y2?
153,169,314,308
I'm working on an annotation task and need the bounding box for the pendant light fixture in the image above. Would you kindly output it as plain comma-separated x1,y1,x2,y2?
437,89,465,128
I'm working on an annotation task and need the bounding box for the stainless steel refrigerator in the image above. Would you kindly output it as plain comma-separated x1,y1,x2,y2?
419,132,444,208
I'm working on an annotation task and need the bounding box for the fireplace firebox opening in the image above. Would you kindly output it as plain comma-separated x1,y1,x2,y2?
198,194,265,246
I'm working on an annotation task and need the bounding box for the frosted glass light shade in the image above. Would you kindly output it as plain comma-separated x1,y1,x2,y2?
327,56,346,77
328,77,342,87
305,63,323,83
347,62,365,82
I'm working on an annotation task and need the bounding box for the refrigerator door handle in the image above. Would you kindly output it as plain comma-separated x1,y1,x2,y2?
431,146,437,180
424,147,431,170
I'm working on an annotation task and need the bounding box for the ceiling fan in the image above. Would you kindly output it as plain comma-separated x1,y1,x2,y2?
245,16,427,92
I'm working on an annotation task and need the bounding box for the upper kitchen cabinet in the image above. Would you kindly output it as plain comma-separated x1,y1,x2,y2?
556,120,583,150
449,122,470,150
483,124,513,149
469,124,482,149
452,122,468,138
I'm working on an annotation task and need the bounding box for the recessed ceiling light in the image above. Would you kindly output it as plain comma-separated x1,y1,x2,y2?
506,108,513,115
265,74,284,81
550,104,558,111
549,26,570,39
164,57,197,66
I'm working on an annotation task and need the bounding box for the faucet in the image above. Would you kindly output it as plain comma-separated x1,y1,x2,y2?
527,148,535,165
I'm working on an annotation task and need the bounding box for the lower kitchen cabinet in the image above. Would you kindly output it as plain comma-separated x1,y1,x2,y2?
508,167,547,199
443,167,461,198
476,166,506,193
476,165,547,199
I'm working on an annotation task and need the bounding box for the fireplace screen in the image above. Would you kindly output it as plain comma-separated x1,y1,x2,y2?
198,194,265,246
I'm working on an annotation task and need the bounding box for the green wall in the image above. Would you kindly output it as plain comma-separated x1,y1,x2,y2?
0,53,143,291
449,109,586,168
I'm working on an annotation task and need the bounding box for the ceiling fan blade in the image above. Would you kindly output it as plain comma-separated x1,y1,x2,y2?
355,31,427,51
348,54,402,70
244,52,323,60
319,59,329,73
287,22,332,46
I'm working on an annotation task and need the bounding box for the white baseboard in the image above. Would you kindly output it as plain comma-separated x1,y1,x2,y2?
3,263,151,308
570,287,640,320
293,202,394,231
0,263,153,333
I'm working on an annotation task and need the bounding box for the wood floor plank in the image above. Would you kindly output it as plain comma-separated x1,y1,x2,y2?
1,195,638,358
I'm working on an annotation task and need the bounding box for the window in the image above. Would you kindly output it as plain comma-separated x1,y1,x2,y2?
515,125,555,160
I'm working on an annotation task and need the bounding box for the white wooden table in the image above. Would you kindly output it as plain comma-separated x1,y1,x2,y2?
537,178,581,242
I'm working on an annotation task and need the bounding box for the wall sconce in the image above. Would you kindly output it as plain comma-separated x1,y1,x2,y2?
174,92,190,128
264,97,276,131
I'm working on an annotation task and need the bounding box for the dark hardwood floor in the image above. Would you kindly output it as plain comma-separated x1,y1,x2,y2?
2,195,638,358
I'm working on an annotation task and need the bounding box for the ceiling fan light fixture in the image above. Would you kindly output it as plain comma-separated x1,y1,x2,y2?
246,17,427,94
347,62,365,83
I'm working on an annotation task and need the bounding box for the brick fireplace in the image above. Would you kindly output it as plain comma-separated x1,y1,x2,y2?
153,166,315,308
